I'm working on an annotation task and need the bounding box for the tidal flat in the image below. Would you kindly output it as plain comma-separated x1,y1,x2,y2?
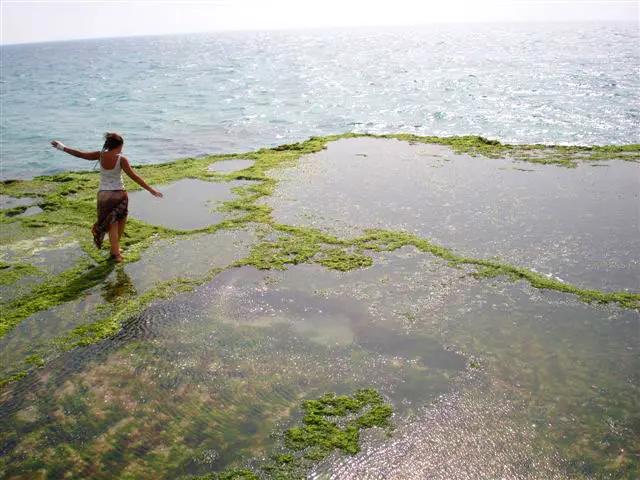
1,134,639,479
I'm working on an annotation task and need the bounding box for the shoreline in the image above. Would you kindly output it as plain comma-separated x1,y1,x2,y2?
2,133,640,183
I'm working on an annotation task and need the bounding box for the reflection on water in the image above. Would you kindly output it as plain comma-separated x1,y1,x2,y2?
123,228,256,293
321,388,566,480
2,236,88,276
128,178,253,230
318,277,640,478
101,267,136,303
0,260,116,374
266,138,640,291
16,206,43,217
0,290,106,371
0,228,256,382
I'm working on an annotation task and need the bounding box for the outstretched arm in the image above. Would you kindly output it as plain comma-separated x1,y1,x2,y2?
50,140,100,160
120,156,163,198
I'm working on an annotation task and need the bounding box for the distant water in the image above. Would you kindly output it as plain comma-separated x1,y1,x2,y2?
1,22,638,179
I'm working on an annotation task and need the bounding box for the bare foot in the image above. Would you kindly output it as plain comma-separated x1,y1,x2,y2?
110,253,124,263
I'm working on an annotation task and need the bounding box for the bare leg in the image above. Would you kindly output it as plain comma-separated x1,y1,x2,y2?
117,217,127,243
108,221,122,261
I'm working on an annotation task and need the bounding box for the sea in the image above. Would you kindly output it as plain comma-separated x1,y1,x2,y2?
1,22,639,180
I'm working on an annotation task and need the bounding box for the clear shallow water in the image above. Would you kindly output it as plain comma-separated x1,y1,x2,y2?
0,226,256,368
1,22,639,179
123,228,257,292
0,260,468,478
2,245,637,478
0,229,88,304
317,278,639,478
1,137,639,479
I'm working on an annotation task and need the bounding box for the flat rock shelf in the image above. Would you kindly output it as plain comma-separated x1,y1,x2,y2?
1,134,638,480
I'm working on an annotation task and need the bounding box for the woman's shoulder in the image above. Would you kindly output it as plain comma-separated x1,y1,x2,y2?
118,155,131,168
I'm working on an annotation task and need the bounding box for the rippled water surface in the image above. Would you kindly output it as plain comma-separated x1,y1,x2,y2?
1,22,639,179
2,241,638,478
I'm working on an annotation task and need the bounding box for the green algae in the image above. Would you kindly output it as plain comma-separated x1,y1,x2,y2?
383,133,640,167
190,469,258,480
0,260,113,337
190,388,393,480
0,370,28,387
0,261,224,384
469,262,640,308
315,248,373,271
285,388,392,454
1,195,224,339
52,265,223,351
0,260,43,285
0,264,227,384
2,308,410,478
1,217,635,479
352,228,640,309
233,224,372,272
259,388,393,477
58,280,195,348
235,229,324,271
24,353,45,367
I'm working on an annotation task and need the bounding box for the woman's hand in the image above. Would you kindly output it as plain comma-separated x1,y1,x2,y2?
149,188,163,198
50,141,99,160
50,140,66,151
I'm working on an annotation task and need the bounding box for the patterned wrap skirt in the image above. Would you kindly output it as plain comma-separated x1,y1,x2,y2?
92,190,128,249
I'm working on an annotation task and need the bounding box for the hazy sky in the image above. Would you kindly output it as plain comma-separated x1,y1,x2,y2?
1,0,638,45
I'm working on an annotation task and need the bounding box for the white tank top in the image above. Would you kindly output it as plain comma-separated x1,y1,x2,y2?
99,153,125,191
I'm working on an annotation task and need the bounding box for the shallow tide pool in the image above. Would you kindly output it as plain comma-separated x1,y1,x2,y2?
265,138,640,291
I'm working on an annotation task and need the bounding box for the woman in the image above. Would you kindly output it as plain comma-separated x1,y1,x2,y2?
51,133,163,262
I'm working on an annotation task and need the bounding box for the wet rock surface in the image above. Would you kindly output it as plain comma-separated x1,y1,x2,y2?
207,159,255,173
1,137,638,479
0,195,38,210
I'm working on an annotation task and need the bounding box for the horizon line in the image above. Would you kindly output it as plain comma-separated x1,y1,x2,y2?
1,18,637,47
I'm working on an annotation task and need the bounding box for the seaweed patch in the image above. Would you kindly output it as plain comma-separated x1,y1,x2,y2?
188,388,393,480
